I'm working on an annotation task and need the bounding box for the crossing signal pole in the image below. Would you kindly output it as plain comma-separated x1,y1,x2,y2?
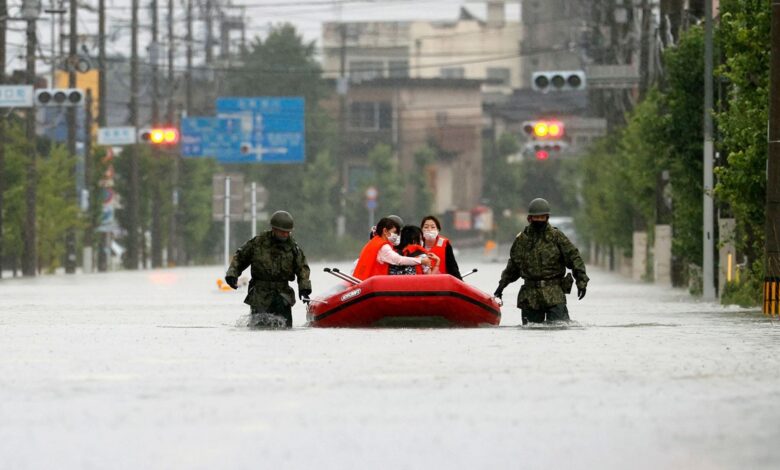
765,0,780,317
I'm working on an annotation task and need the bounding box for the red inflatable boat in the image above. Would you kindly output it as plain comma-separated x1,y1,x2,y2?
306,271,501,328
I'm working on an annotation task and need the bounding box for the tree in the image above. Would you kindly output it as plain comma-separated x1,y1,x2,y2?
367,143,404,219
715,0,770,264
36,145,80,273
661,26,705,273
296,150,340,256
225,23,335,222
179,158,221,264
410,146,435,219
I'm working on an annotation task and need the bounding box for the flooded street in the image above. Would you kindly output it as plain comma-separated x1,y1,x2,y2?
1,261,778,469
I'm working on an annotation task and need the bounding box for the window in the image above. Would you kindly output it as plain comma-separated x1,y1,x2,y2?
487,67,511,86
350,61,384,81
388,60,409,78
349,101,393,131
440,67,465,79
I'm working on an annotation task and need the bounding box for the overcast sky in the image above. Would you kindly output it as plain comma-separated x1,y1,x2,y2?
3,0,522,73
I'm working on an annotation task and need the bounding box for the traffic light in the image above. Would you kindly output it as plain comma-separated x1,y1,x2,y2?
531,71,586,92
138,127,180,145
523,120,565,139
35,88,84,107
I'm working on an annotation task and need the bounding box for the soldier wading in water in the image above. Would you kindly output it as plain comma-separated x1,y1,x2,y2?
225,211,312,328
493,198,589,324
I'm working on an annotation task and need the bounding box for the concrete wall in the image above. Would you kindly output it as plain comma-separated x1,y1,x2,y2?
654,225,672,287
633,232,648,281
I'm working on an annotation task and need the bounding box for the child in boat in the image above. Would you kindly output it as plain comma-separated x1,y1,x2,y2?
389,225,439,275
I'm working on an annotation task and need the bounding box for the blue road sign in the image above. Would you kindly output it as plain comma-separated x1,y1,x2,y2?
181,117,242,158
216,97,305,164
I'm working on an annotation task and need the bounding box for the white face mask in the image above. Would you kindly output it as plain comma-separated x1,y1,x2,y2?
423,230,438,241
388,233,401,246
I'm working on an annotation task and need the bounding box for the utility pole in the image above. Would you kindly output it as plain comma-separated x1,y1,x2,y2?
150,0,163,268
185,0,193,112
127,0,140,270
702,0,716,300
22,0,39,277
83,89,93,272
150,0,159,125
0,0,7,278
97,0,107,272
638,0,651,99
205,0,213,65
765,0,780,317
166,0,174,124
337,23,347,238
64,0,77,274
167,0,178,266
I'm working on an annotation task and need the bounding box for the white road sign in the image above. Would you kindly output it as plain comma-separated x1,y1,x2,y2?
97,127,138,146
0,85,34,108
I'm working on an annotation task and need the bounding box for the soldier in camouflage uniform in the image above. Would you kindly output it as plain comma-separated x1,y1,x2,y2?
224,211,312,328
493,198,589,324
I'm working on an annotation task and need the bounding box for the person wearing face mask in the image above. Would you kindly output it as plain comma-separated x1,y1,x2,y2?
353,217,432,280
420,215,462,280
388,225,440,275
224,210,312,328
493,198,589,324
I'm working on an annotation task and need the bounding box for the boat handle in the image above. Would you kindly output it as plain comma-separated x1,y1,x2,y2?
461,268,478,279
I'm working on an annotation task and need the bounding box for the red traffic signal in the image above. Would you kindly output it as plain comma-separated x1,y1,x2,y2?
522,120,565,139
139,127,180,145
535,150,550,160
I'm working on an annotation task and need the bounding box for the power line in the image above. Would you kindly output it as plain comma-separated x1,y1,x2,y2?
100,50,523,75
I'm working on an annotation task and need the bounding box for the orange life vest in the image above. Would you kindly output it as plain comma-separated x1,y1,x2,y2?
428,236,450,275
353,236,391,280
402,244,436,275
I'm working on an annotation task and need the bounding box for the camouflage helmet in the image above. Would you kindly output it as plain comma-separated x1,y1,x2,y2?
528,198,551,216
270,210,294,231
387,214,404,226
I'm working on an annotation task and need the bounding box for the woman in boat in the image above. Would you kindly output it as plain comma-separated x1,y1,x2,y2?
389,225,440,275
353,217,432,280
421,215,462,280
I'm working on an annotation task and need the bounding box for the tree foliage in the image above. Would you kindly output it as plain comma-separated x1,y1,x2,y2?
0,120,80,273
715,0,770,263
577,27,705,281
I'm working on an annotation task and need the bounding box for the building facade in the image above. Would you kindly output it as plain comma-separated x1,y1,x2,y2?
333,78,484,215
322,2,522,95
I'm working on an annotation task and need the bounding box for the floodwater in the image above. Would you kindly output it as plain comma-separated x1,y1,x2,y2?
1,260,778,469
